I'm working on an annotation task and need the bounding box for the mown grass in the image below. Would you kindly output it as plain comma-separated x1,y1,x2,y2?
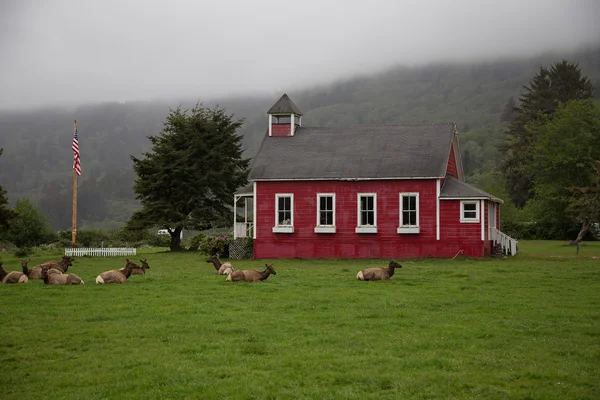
1,241,599,399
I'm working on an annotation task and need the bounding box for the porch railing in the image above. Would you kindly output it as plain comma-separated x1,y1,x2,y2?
489,227,518,256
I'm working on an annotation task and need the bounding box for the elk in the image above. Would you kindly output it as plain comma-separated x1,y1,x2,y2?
356,259,402,281
0,262,29,283
206,254,234,275
40,266,84,285
96,259,148,284
28,256,74,279
119,260,150,275
226,264,276,282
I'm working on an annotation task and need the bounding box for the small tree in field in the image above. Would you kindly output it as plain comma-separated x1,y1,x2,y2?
127,104,250,251
7,199,54,248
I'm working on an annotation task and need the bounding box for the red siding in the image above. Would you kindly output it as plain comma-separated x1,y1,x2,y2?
271,123,297,137
254,180,487,259
445,144,458,179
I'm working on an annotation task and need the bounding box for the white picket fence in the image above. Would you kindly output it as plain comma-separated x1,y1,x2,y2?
65,247,137,257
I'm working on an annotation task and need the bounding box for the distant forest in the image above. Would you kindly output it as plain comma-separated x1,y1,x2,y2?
1,45,599,230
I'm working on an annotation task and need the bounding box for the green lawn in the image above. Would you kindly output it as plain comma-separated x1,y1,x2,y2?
1,241,599,399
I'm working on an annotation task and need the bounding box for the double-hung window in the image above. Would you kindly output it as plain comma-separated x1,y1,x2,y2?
460,200,480,223
398,193,420,234
356,193,377,233
272,194,294,233
315,193,336,233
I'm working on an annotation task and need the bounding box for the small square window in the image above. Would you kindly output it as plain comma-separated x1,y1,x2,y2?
460,201,480,223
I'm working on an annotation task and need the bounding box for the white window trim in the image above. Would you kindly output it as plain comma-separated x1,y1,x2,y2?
398,192,420,234
460,200,480,223
315,193,336,233
273,193,294,233
356,193,377,233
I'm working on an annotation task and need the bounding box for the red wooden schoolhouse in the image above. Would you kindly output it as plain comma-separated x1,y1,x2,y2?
233,94,518,259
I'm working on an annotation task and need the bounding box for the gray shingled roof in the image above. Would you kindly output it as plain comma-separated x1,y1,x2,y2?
249,124,455,180
440,176,502,202
267,94,303,116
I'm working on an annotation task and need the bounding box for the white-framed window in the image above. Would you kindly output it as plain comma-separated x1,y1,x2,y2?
315,193,336,233
398,193,420,234
272,193,294,233
356,193,377,233
460,200,480,223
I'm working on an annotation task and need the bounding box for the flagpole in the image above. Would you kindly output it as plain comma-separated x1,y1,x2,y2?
72,120,78,248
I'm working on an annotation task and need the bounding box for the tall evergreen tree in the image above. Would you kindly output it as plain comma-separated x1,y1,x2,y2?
501,61,594,208
500,96,516,122
127,104,250,250
0,148,15,230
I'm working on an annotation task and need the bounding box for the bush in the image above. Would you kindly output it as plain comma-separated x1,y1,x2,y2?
502,220,594,241
14,247,32,257
194,232,233,256
7,200,56,248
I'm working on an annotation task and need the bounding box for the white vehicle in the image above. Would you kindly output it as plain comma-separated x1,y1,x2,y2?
157,229,183,239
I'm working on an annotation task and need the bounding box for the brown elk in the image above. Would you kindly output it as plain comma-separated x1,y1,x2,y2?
96,259,149,284
206,254,234,275
28,256,75,279
0,262,29,283
356,259,402,281
119,259,150,275
226,264,276,282
40,266,84,285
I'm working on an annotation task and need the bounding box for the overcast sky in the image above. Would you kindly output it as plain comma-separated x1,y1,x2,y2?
1,0,599,110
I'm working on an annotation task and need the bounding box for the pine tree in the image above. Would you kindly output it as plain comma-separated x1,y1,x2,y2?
127,105,250,250
501,61,594,208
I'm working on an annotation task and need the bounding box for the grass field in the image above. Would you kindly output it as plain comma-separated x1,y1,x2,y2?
1,241,599,399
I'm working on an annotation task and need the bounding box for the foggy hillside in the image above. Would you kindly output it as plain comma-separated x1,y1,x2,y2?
0,45,599,230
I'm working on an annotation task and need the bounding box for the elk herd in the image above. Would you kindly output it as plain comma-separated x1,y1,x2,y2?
0,256,150,286
0,253,403,286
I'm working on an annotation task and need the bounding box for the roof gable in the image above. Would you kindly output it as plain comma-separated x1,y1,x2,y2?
249,124,455,180
267,94,303,116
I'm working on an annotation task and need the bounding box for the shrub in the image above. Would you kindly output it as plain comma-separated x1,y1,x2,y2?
14,247,32,257
195,232,233,257
502,220,593,241
7,200,56,248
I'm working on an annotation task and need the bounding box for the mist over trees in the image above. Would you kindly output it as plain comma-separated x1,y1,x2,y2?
0,45,599,239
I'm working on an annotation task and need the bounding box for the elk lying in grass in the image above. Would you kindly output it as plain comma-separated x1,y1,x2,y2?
40,266,84,285
356,259,402,281
119,259,150,275
0,262,29,283
28,256,75,279
206,254,234,275
96,259,148,284
226,264,276,282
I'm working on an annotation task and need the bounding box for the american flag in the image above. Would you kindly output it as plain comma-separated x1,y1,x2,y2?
72,122,81,176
